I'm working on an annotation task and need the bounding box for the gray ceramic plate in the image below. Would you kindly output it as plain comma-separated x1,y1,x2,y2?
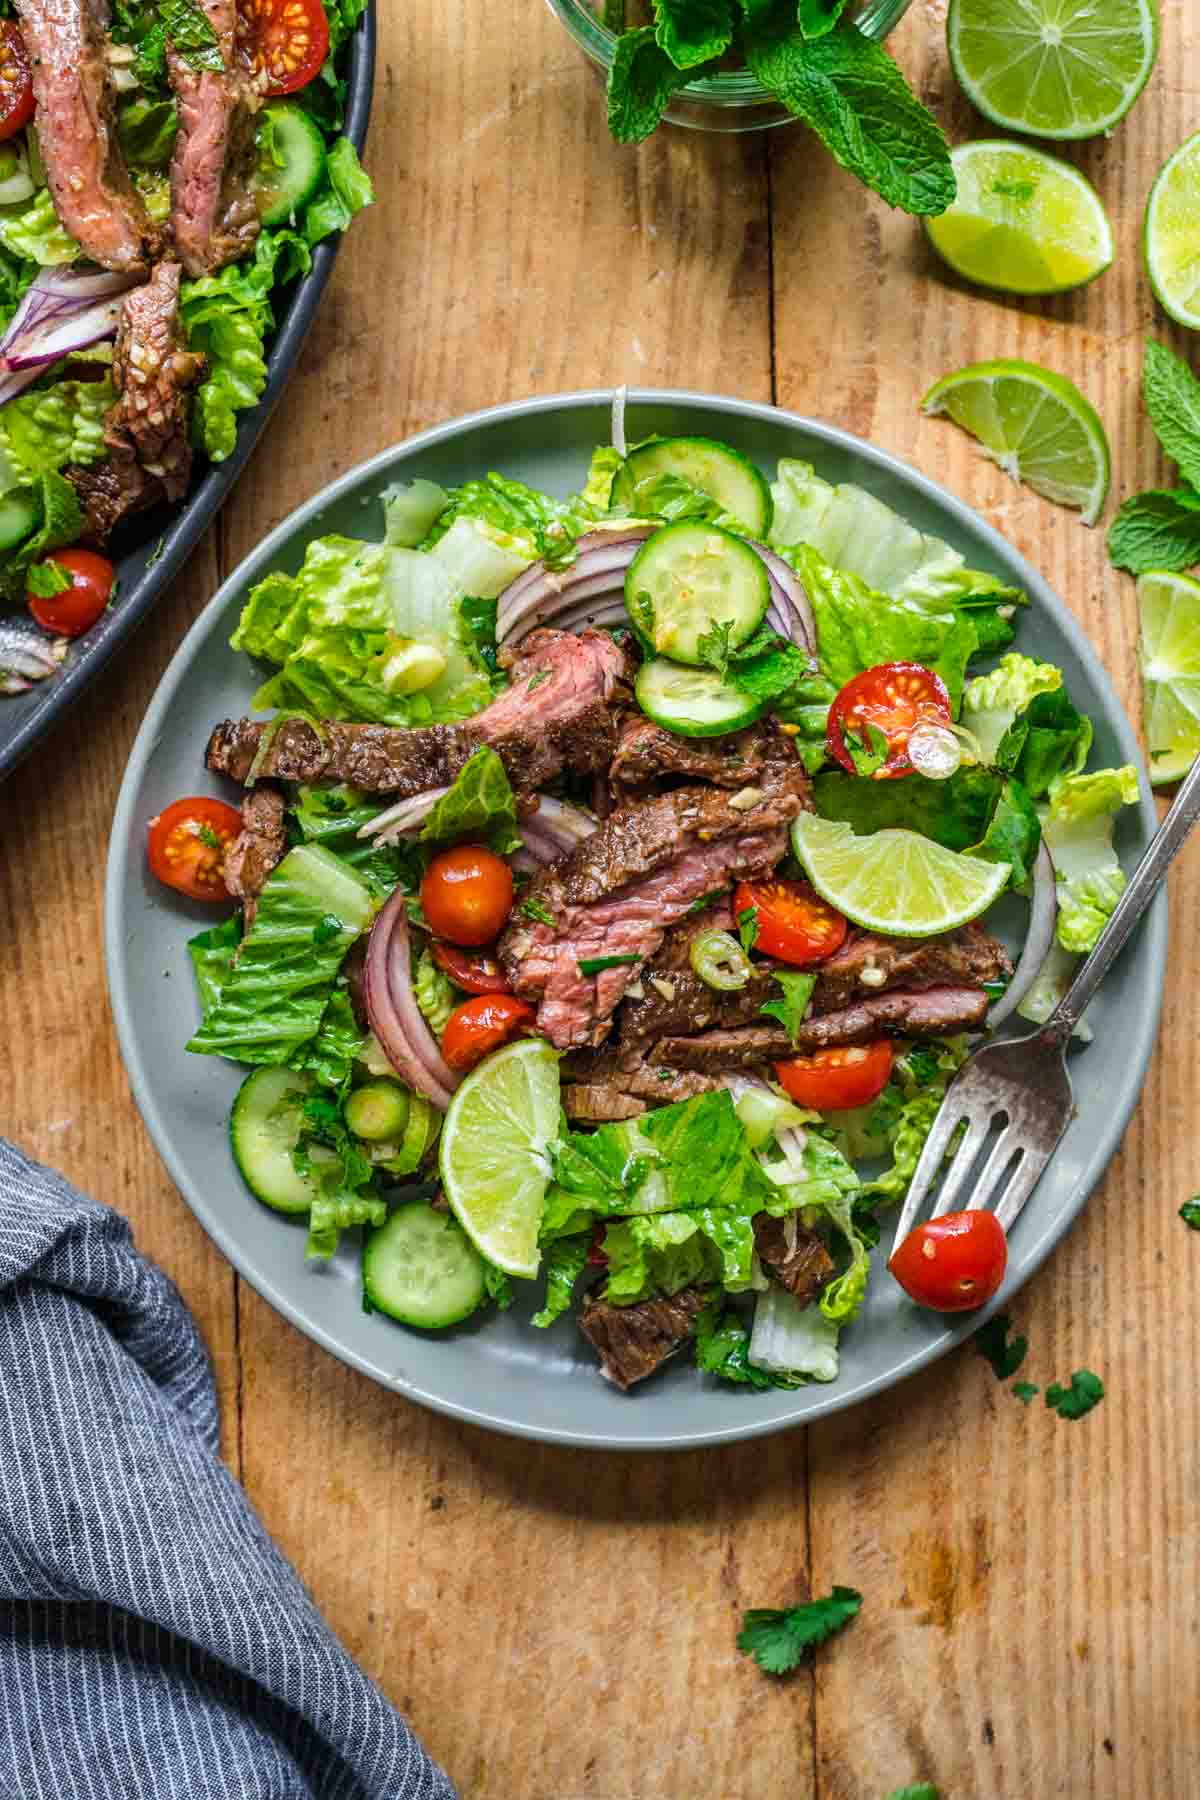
104,390,1166,1451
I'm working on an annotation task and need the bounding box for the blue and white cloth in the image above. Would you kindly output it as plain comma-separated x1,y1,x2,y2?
0,1138,455,1800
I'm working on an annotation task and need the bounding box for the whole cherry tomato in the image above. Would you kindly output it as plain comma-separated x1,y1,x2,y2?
431,940,512,996
888,1209,1008,1312
441,994,536,1073
236,0,329,95
734,877,847,966
775,1040,894,1111
147,796,243,902
420,844,514,947
27,549,115,637
827,662,952,780
0,22,34,143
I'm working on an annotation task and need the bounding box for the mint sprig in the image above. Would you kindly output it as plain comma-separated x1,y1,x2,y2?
1109,342,1200,576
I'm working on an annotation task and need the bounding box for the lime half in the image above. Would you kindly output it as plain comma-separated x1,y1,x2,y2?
439,1038,560,1279
922,359,1111,526
791,813,1009,939
1146,132,1200,331
927,142,1113,296
948,0,1159,142
1138,570,1200,786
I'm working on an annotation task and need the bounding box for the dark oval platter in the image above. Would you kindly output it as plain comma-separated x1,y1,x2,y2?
0,7,376,783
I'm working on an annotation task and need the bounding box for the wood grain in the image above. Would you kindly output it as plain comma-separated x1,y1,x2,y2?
3,0,1199,1793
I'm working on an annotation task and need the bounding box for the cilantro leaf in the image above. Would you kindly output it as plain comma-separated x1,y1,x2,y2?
24,558,72,599
1012,1381,1039,1404
737,905,759,952
1045,1369,1104,1420
975,1313,1027,1381
607,26,691,144
697,615,736,680
1180,1198,1200,1229
737,1586,863,1674
1143,340,1200,492
843,719,890,777
760,970,816,1044
653,0,734,69
1107,489,1200,575
741,18,955,217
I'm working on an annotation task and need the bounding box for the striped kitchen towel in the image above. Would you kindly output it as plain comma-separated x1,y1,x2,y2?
0,1137,456,1800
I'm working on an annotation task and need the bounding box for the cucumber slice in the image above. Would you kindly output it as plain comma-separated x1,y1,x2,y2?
362,1201,487,1329
635,657,765,738
612,436,773,537
625,521,770,666
0,487,38,553
230,1066,324,1214
345,1080,410,1144
253,102,327,227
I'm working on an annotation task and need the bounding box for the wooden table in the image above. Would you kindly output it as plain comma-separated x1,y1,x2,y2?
4,3,1199,1793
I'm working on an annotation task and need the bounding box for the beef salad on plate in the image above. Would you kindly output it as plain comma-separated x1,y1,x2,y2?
0,0,372,689
149,405,1140,1392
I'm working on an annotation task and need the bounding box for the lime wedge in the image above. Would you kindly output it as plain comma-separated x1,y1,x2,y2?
927,142,1113,296
922,359,1111,526
1145,132,1200,331
439,1038,560,1279
1137,570,1200,786
947,0,1159,142
791,813,1009,938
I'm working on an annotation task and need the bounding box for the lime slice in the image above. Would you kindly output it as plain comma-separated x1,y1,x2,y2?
927,142,1113,296
922,359,1110,526
791,813,1009,938
1145,132,1200,331
1137,570,1200,786
947,0,1159,142
439,1038,560,1279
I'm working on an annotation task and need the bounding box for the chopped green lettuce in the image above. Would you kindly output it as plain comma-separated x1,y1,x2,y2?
117,97,179,167
419,746,521,854
414,946,455,1037
423,469,604,571
1040,767,1139,953
961,653,1062,762
302,136,374,246
961,653,1092,796
695,1295,779,1389
531,1233,591,1328
182,228,309,460
383,478,449,547
288,987,364,1094
0,471,83,601
0,187,78,265
748,1284,840,1384
0,378,114,479
602,1207,754,1301
1016,939,1091,1042
838,1039,970,1207
186,914,242,1022
580,445,623,513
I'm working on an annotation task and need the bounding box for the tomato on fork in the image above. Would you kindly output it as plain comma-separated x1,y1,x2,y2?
733,876,847,966
0,22,34,142
888,1209,1008,1313
775,1040,894,1112
147,797,243,902
237,0,329,95
827,662,952,780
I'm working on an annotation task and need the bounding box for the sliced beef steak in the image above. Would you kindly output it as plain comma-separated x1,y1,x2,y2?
577,1286,707,1390
106,262,204,499
65,455,161,542
168,0,261,277
498,745,811,1050
618,901,783,1048
610,716,778,799
656,984,991,1070
753,1215,835,1307
16,0,156,272
206,630,632,795
222,784,287,927
560,1043,723,1123
812,922,1012,1013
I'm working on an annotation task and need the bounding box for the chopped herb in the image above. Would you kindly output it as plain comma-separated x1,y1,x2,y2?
312,914,343,946
686,888,728,916
1180,1198,1200,1230
522,897,556,927
844,720,891,777
737,1587,863,1675
656,1068,673,1082
1012,1381,1039,1404
883,1786,940,1800
697,616,735,681
195,822,223,851
760,970,816,1045
975,1313,1027,1381
1045,1369,1104,1420
578,953,643,976
526,667,553,693
737,905,759,953
159,0,224,71
993,178,1036,200
25,559,72,599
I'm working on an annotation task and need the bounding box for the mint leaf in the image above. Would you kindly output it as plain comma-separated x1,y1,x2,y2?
160,0,224,71
697,615,735,680
24,558,72,599
1045,1368,1104,1420
975,1313,1027,1380
737,904,759,952
737,1587,862,1674
1107,489,1200,574
760,970,816,1043
1181,1198,1200,1229
798,0,851,36
884,1788,940,1800
654,0,733,69
741,18,955,217
1143,339,1200,492
728,638,813,705
607,26,691,143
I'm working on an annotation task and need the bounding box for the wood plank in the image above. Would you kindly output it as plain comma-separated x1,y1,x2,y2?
770,5,1200,1795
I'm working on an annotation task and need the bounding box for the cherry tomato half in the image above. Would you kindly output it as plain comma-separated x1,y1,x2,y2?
147,797,243,902
888,1209,1008,1313
237,0,329,95
421,844,514,948
775,1040,894,1112
0,22,35,143
827,662,952,781
27,549,115,637
432,940,512,996
734,877,848,966
442,994,536,1074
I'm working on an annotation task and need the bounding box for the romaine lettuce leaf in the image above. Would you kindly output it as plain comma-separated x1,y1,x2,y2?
695,1294,778,1389
414,946,455,1037
0,470,83,600
961,652,1093,796
186,914,242,1022
748,1284,840,1383
288,988,364,1093
1040,766,1139,953
302,136,374,246
531,1233,591,1328
757,1132,868,1325
0,377,114,479
961,652,1061,762
0,187,78,265
601,1207,756,1301
419,746,521,854
383,478,449,548
188,844,373,1063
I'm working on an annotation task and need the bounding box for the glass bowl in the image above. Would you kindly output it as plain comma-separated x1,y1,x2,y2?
545,0,916,132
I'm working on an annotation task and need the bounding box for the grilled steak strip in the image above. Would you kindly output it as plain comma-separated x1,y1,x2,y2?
619,901,783,1048
753,1215,835,1307
812,922,1012,1012
223,784,287,928
610,716,778,799
656,984,992,1071
577,1286,708,1390
16,0,156,273
206,629,633,796
560,1044,723,1123
168,0,261,277
65,456,162,543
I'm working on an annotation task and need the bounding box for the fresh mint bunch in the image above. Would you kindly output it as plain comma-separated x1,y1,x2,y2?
1110,342,1200,575
605,0,955,220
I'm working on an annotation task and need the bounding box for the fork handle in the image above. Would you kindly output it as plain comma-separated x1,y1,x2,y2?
1047,752,1200,1042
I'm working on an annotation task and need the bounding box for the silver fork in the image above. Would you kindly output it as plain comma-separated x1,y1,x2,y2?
892,751,1200,1252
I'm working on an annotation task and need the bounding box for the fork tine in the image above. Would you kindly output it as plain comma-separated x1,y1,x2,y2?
927,1113,997,1221
891,1099,971,1250
993,1141,1057,1231
964,1124,1023,1219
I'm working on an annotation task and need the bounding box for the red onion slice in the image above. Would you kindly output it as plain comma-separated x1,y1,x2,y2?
495,529,656,641
988,841,1058,1028
360,786,448,844
0,265,141,389
5,294,129,370
503,597,629,648
364,889,459,1108
752,542,816,651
